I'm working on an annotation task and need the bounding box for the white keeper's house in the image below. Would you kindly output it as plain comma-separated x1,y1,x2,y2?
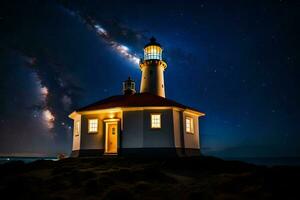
69,37,205,157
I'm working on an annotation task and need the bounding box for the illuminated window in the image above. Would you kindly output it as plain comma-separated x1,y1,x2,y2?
75,121,80,136
151,114,161,128
144,45,162,60
88,119,98,133
123,80,135,91
186,117,194,133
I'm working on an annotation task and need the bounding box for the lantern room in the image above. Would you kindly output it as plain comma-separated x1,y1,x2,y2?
122,77,136,95
144,37,163,60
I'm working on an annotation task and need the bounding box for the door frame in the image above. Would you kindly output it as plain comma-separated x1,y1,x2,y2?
104,119,120,154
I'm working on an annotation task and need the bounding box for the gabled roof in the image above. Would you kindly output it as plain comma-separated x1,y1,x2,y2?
75,93,204,115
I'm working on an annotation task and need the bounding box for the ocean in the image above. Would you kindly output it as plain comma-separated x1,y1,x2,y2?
0,157,58,165
223,157,300,166
1,156,300,166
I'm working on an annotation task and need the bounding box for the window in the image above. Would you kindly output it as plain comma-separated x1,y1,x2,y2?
151,114,161,128
75,121,80,136
144,45,162,60
88,119,98,133
186,117,194,133
123,81,135,91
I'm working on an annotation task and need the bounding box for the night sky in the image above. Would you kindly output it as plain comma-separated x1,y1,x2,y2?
0,0,299,157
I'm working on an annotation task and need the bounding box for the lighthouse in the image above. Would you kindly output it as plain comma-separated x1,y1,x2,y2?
69,37,205,157
140,37,167,97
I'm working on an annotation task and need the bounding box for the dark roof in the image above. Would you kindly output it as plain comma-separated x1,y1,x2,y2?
144,37,162,48
76,93,203,114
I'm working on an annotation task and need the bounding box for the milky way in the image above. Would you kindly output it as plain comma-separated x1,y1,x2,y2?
65,8,140,65
1,0,300,157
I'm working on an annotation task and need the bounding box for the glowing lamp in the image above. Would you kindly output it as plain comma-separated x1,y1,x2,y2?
144,37,163,60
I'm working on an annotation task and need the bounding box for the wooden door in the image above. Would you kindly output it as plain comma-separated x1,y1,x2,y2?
106,123,118,154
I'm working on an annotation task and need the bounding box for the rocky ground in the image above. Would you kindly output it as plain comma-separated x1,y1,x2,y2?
0,156,299,200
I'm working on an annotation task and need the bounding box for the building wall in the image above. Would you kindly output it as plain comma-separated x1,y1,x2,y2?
143,109,175,147
140,60,166,97
79,111,122,150
122,111,143,148
72,115,81,151
182,112,200,149
172,109,183,148
122,109,176,148
72,107,201,156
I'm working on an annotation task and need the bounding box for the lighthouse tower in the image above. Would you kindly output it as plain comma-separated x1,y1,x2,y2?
140,37,167,97
69,36,205,158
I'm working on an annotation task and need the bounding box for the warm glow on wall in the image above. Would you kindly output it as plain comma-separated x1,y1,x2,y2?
75,121,80,136
108,113,115,119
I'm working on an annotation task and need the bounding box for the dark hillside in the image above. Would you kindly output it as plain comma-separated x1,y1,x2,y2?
0,156,299,200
